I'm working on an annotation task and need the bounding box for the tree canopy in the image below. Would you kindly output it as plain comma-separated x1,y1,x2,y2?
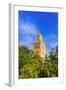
19,45,58,79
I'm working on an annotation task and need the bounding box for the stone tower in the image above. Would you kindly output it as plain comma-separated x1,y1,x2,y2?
33,33,46,63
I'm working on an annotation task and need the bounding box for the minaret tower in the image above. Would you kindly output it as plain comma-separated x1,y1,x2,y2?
33,33,46,63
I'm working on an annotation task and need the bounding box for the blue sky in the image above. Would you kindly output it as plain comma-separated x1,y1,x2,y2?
18,10,58,55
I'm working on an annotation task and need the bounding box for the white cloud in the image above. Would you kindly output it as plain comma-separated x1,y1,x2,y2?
44,34,58,54
19,22,39,48
19,34,34,49
19,22,38,36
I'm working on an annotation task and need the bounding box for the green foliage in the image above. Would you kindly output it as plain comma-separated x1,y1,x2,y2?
19,64,39,78
19,45,58,79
